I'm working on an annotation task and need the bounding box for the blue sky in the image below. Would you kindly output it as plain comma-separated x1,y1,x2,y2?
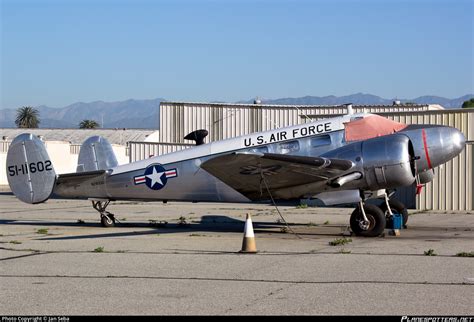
1,0,473,109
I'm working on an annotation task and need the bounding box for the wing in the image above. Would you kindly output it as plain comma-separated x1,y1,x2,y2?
201,152,355,200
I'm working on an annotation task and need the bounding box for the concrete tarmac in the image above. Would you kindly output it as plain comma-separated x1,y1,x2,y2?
0,193,473,315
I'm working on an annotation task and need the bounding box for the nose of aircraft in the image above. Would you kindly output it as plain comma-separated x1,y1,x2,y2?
423,126,466,169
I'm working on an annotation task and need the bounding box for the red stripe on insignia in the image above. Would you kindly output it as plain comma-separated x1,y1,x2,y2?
134,176,146,183
421,129,432,169
165,170,177,177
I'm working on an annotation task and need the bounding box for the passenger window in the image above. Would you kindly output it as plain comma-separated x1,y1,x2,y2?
311,135,331,147
279,141,299,154
251,146,268,154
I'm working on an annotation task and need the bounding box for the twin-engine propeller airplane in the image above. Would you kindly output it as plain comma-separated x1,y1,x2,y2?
6,110,465,237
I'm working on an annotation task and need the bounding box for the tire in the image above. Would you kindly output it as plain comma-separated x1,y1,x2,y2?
101,214,115,227
350,204,386,237
380,199,408,229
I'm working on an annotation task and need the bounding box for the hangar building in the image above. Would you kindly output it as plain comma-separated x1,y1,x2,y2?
1,101,472,211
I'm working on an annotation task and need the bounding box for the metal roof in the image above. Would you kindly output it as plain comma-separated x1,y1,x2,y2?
162,101,433,109
0,128,159,145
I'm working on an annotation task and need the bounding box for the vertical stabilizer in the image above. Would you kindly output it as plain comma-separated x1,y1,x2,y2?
77,136,118,172
6,134,56,204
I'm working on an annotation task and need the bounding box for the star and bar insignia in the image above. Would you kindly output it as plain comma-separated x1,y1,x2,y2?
133,164,178,190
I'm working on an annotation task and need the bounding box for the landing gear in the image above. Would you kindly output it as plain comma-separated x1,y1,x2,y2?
350,202,386,237
380,198,409,229
92,200,116,227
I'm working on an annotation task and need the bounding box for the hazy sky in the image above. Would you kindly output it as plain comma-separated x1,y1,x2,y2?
1,0,473,109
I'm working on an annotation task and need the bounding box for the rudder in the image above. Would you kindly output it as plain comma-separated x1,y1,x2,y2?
6,133,56,204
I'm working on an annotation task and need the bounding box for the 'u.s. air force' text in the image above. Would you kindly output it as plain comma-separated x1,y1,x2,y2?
244,122,332,147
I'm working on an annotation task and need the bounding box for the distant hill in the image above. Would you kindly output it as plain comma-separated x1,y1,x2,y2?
0,94,472,129
0,98,163,129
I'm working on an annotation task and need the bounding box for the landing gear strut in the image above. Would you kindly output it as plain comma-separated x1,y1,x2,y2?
91,200,116,227
380,198,409,229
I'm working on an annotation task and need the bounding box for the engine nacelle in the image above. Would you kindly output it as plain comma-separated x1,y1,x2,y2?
361,134,416,190
322,134,416,191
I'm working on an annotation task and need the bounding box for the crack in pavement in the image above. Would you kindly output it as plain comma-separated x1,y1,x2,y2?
1,246,471,258
0,274,471,286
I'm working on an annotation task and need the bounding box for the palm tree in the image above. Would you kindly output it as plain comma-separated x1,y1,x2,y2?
79,120,100,129
15,106,40,128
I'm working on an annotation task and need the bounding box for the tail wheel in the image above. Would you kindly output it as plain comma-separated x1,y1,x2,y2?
380,199,408,229
350,204,386,237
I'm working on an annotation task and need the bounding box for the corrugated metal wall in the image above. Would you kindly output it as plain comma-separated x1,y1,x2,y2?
157,102,473,211
160,102,434,143
129,141,193,163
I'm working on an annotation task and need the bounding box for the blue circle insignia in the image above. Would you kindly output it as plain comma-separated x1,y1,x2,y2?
144,164,168,190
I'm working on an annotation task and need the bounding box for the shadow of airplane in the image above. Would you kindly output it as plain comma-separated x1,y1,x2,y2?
0,215,346,240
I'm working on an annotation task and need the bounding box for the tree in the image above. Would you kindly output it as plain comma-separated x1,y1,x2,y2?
15,106,40,128
79,120,100,129
461,98,474,108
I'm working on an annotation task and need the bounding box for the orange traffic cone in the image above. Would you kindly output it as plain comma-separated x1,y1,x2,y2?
240,213,257,253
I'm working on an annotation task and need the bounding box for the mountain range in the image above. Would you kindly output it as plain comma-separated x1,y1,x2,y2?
1,93,472,129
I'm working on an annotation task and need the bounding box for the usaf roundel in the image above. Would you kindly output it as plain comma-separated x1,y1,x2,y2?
133,164,178,190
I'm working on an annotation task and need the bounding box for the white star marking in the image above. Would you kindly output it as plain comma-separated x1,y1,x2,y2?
146,167,165,188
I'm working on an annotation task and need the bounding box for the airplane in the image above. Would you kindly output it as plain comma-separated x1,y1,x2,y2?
5,108,466,237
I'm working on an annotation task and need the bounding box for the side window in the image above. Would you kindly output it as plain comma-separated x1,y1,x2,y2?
311,135,331,147
279,141,299,154
251,146,268,154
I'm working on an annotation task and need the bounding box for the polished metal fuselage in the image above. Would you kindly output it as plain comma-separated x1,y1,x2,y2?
53,114,465,203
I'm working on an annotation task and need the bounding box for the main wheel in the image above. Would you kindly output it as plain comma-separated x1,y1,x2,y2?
100,213,115,227
380,199,408,229
350,204,386,237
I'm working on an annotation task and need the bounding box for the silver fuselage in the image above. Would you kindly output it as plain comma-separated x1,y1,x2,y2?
53,113,465,202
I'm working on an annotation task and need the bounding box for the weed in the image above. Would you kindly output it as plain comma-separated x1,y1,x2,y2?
296,204,308,209
36,228,48,234
323,220,330,225
329,238,352,246
9,240,22,244
178,216,187,225
120,218,127,221
307,222,318,227
424,249,437,256
456,251,474,257
149,220,168,227
94,247,104,253
189,233,205,237
339,248,351,254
